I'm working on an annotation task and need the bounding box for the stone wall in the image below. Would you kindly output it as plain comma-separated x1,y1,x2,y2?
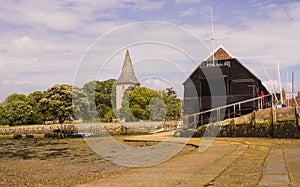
189,107,300,138
0,121,179,137
0,124,77,136
78,121,178,135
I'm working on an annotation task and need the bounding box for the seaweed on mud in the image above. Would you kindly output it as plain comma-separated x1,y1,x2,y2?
9,150,37,159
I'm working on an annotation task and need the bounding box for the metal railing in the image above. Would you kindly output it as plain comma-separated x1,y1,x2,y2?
183,94,274,128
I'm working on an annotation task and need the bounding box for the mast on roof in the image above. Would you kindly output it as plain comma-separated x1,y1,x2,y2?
210,7,215,66
277,62,283,104
292,71,294,99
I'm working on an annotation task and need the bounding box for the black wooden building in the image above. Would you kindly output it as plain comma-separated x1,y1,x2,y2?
183,46,270,125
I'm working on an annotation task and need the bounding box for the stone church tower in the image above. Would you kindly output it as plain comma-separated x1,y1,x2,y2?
116,50,140,110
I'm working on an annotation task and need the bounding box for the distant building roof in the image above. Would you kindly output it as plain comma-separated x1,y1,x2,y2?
205,45,234,61
116,50,140,85
183,45,259,84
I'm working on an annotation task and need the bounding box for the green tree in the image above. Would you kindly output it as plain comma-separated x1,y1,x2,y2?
82,81,98,121
129,87,159,120
161,88,182,120
7,100,33,125
119,87,182,122
149,98,167,121
120,87,159,121
0,102,9,125
5,93,26,104
39,84,73,124
72,86,90,121
166,87,176,97
165,97,182,120
82,80,97,96
4,93,33,125
83,79,116,122
27,91,44,124
118,89,137,122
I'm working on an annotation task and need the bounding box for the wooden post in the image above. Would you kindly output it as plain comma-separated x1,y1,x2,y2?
228,107,230,119
272,106,277,123
239,103,241,116
234,104,236,118
194,114,197,129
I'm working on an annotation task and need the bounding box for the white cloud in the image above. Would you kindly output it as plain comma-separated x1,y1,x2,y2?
179,1,300,92
0,0,126,31
141,77,173,91
123,0,165,10
178,8,197,17
0,1,81,31
141,77,184,98
10,36,39,55
1,0,300,100
0,0,165,32
175,0,201,5
254,1,300,21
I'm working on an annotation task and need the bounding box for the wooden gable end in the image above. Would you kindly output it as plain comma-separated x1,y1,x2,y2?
206,47,233,61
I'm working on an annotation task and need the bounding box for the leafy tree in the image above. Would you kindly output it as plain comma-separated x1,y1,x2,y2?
119,87,182,122
27,91,43,105
5,93,26,104
39,84,91,124
149,98,166,121
119,87,159,121
83,79,116,122
7,100,33,125
3,93,33,125
166,87,177,97
82,80,97,96
161,88,182,120
39,84,74,124
94,79,116,112
72,86,90,121
118,89,137,122
0,102,9,125
129,87,159,120
82,81,98,121
95,79,116,95
27,91,44,124
165,96,182,120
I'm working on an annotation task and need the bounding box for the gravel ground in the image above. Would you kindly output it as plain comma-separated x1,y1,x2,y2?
2,136,299,187
0,138,128,186
78,137,300,187
0,136,194,187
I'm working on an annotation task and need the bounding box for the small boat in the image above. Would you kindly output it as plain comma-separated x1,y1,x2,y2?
276,104,287,108
69,133,93,138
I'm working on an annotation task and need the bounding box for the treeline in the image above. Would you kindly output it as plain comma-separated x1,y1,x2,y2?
0,79,182,126
119,87,181,122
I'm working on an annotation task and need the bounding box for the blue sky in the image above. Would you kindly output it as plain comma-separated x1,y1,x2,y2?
0,0,300,100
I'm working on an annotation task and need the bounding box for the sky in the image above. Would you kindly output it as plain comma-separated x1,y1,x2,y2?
1,0,300,100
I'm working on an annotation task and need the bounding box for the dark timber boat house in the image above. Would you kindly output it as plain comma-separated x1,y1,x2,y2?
183,46,270,126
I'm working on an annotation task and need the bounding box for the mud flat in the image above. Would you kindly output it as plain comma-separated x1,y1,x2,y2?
0,135,192,186
1,135,300,186
0,138,128,186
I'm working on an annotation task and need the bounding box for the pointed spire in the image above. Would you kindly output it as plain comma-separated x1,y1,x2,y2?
116,50,140,85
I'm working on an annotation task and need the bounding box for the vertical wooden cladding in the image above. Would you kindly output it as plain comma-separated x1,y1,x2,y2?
183,46,270,120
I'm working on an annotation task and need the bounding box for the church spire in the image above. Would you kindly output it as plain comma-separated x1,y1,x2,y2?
115,50,140,111
116,50,139,85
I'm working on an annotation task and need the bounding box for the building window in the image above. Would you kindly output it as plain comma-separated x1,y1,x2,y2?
224,61,230,67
